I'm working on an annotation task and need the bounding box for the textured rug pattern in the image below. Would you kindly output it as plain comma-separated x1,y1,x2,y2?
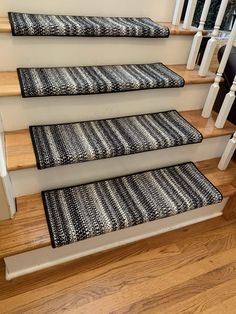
17,63,185,97
42,162,223,248
9,12,170,37
30,110,203,169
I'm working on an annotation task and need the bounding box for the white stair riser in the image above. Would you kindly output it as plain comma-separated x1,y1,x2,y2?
0,84,211,131
0,0,175,21
0,35,193,71
10,136,230,197
5,199,228,280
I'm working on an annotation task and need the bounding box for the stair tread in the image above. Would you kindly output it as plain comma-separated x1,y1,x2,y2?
0,65,218,97
5,110,235,171
0,158,235,258
0,16,207,36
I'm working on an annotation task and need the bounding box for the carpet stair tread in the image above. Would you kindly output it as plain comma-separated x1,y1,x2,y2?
0,65,219,97
8,13,170,37
0,158,235,257
0,16,207,36
5,110,236,171
29,110,203,170
17,63,185,98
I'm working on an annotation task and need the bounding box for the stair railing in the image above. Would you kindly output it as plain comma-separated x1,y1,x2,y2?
215,75,236,128
218,132,236,170
201,18,236,118
183,0,198,29
187,0,212,70
198,0,229,76
172,0,185,26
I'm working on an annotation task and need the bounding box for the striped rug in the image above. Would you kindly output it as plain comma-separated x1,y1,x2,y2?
17,63,185,98
42,162,223,248
30,110,203,170
9,12,170,37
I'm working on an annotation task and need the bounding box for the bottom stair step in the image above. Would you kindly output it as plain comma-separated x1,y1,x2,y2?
0,158,236,259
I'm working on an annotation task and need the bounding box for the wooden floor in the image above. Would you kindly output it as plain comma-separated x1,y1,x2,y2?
0,215,236,313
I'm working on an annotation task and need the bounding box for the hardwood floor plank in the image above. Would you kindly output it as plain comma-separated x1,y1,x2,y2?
1,219,236,313
223,195,236,221
159,277,236,314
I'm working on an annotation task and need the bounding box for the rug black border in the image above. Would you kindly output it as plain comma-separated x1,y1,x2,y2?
29,109,203,170
41,161,224,249
16,62,185,98
8,12,170,38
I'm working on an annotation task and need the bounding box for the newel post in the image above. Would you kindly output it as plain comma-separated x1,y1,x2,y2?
202,19,236,118
199,0,229,77
187,0,212,70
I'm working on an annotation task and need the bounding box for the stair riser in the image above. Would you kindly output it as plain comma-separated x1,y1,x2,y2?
0,84,210,131
0,35,193,71
0,0,175,21
10,136,230,197
5,199,228,280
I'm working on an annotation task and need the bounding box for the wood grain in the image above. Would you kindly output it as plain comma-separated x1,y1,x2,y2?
0,158,235,260
0,65,218,97
1,217,236,313
223,194,236,221
5,110,235,171
0,17,206,36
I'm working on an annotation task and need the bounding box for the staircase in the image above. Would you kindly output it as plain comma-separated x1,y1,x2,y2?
0,0,236,280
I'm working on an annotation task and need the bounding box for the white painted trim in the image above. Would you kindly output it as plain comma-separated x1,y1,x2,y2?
0,115,16,219
218,132,236,170
4,200,228,280
0,0,176,21
10,136,231,196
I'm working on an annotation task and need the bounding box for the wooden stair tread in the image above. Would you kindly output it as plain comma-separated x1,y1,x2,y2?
0,65,217,97
5,110,235,171
0,17,206,36
0,157,235,259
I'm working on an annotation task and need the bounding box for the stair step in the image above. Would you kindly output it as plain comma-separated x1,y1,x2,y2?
0,65,219,97
0,158,235,258
0,16,207,36
5,110,235,172
29,110,203,170
8,13,170,38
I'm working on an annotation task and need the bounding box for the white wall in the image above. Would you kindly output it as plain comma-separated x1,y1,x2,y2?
0,0,176,22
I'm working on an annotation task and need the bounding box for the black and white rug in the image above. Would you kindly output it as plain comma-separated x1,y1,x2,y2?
42,162,223,248
9,12,170,38
30,110,203,169
17,63,185,98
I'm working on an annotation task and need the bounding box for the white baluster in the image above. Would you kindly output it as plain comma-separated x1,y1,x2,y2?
172,0,185,26
218,132,236,170
199,0,229,76
187,0,212,70
183,0,198,29
215,75,236,128
202,19,236,118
